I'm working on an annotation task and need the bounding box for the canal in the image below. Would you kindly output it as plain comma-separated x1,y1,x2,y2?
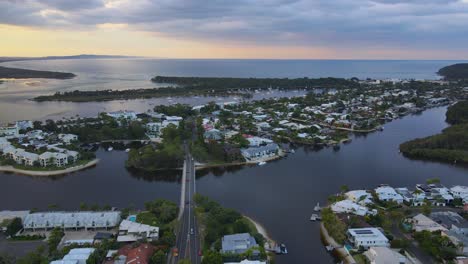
0,106,467,263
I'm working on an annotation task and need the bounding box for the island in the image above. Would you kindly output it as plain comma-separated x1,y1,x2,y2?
400,100,468,165
438,63,468,80
0,66,75,79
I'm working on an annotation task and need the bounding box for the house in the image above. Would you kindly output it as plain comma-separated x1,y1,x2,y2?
246,136,273,147
146,122,162,137
107,111,137,120
23,211,121,231
347,228,389,249
58,133,78,144
345,190,373,205
105,244,155,264
375,186,403,204
331,199,376,216
221,233,258,254
395,188,425,206
241,143,279,161
39,152,68,167
15,120,33,131
225,261,267,264
430,211,468,235
411,213,447,232
117,220,159,242
204,129,224,141
50,248,95,264
0,124,19,137
0,210,29,231
364,247,408,264
451,186,468,203
165,116,183,121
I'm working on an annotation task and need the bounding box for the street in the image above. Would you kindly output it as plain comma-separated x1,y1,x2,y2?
171,151,201,264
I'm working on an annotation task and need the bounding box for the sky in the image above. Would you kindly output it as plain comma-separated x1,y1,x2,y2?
1,0,468,59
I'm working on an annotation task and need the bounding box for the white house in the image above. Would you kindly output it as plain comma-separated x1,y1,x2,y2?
411,213,447,232
347,228,389,249
375,186,404,204
0,124,19,137
345,190,373,205
58,133,78,144
246,136,273,147
39,152,69,167
117,220,159,242
241,143,279,161
23,211,121,231
15,120,33,131
50,248,95,264
364,247,408,264
146,122,162,136
107,110,137,120
331,200,376,216
450,186,468,201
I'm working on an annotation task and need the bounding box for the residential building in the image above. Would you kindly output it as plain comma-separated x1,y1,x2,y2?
411,213,447,232
0,124,19,137
39,152,68,167
347,228,390,249
23,211,121,231
50,248,95,264
107,111,137,120
104,244,155,264
451,186,468,202
241,143,279,161
146,122,162,136
246,136,273,147
364,247,408,264
117,220,159,242
58,133,78,144
331,199,376,216
204,129,224,141
221,233,258,254
345,190,373,205
15,120,33,131
375,186,404,204
430,211,468,235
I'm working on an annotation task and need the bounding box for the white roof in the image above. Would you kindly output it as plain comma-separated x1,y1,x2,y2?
24,211,121,229
364,247,407,264
0,210,30,222
348,228,389,242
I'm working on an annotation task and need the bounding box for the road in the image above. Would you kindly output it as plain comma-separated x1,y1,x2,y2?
171,150,201,264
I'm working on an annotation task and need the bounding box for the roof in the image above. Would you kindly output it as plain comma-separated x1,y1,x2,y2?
430,211,468,229
241,143,279,156
51,248,95,264
24,211,121,229
364,247,407,264
0,210,30,222
348,228,389,242
221,233,258,254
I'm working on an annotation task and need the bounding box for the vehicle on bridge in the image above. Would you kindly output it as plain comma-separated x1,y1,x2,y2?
172,248,179,257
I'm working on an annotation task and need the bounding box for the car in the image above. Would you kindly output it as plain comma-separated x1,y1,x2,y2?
172,248,179,257
198,250,202,256
190,228,194,235
185,201,190,205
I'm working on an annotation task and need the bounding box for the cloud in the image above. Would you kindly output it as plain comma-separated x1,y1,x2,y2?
1,0,468,52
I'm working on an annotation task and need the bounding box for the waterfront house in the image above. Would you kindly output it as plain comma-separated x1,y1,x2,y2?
363,247,408,264
395,187,425,206
411,213,447,232
0,123,19,137
58,133,78,144
241,143,279,161
221,233,258,255
347,228,389,249
15,120,33,131
374,186,404,204
450,186,468,203
50,248,95,264
39,152,68,167
107,110,137,120
23,211,121,231
331,199,376,216
345,190,373,205
104,244,155,264
117,220,159,242
430,211,468,235
246,136,273,147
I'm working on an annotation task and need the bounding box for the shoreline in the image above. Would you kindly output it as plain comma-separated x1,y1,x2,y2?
243,215,274,246
195,151,285,170
320,223,356,264
0,159,99,176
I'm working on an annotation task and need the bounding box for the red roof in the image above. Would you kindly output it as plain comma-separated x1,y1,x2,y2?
106,244,155,264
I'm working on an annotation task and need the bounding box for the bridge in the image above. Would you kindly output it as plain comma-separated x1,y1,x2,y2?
169,149,201,264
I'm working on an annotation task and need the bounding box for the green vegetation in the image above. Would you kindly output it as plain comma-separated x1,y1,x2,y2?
414,231,457,261
4,217,22,237
48,228,64,257
438,63,468,80
194,194,266,262
400,101,468,164
154,104,194,118
321,208,347,244
33,76,359,102
126,124,184,170
0,66,75,79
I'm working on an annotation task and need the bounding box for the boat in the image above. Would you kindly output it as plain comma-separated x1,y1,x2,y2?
325,245,334,251
310,214,321,221
125,148,130,152
290,149,295,154
314,202,321,212
279,244,288,254
107,147,113,151
258,161,267,166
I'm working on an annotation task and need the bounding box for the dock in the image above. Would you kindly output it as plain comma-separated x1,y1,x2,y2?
314,202,321,212
310,214,321,221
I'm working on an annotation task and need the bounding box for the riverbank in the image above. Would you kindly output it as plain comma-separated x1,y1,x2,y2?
320,223,356,264
195,151,286,170
0,159,99,176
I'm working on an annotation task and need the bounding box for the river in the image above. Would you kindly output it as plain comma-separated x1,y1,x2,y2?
1,106,467,263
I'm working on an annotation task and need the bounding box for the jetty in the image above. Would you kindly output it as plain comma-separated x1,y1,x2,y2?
310,213,321,221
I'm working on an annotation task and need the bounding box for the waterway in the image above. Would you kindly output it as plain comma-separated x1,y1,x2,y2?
1,106,467,263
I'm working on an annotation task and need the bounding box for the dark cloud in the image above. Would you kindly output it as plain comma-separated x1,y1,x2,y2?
2,0,468,51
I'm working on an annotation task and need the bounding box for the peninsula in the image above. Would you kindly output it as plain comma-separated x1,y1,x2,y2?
0,66,75,79
438,63,468,80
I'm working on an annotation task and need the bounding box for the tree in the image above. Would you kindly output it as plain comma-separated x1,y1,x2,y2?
340,185,349,193
150,250,166,264
201,251,223,264
5,217,22,237
422,201,432,216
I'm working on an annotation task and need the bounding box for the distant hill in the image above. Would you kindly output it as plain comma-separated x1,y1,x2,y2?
437,63,468,80
0,54,140,63
0,66,75,79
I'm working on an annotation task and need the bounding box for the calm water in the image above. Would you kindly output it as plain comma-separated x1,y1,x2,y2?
0,59,466,122
1,106,467,263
